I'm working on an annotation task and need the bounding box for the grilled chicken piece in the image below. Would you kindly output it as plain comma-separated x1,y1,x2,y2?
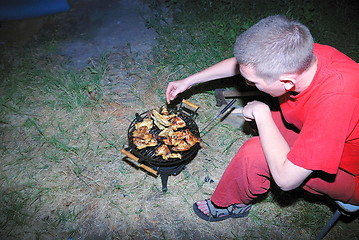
172,139,191,151
173,139,186,146
186,132,201,146
173,129,200,145
132,119,159,149
133,136,158,149
155,145,182,160
161,106,169,115
158,127,175,137
168,153,182,159
151,110,171,128
170,116,186,130
172,144,191,152
132,126,149,137
173,129,189,139
152,117,166,130
141,132,154,141
160,107,177,120
135,118,153,130
162,136,177,145
155,145,171,159
163,129,200,147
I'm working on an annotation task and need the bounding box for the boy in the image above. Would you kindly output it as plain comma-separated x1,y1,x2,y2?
165,15,359,222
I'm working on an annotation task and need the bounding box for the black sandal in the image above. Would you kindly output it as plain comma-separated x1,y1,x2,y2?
193,199,252,222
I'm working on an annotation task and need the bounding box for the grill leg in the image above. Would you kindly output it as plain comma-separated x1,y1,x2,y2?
160,173,169,192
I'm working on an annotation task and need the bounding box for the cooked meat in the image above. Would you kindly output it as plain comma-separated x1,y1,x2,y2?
141,132,154,141
172,139,191,151
173,129,200,145
132,138,147,149
132,119,157,149
172,143,191,152
131,107,200,154
171,116,186,130
162,136,177,145
160,107,177,120
155,145,171,158
162,128,200,148
152,117,166,130
167,153,182,159
151,110,171,128
173,139,187,147
161,106,169,115
158,127,175,137
163,114,177,121
155,145,182,160
135,118,153,129
132,126,149,137
133,136,158,149
186,132,201,146
173,129,189,139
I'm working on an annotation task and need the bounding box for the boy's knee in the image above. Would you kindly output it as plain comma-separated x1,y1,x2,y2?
231,137,266,166
238,137,263,156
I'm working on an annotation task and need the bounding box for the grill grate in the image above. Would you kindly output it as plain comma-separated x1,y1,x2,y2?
127,109,200,167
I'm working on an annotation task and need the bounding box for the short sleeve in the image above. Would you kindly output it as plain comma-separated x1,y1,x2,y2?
287,94,358,174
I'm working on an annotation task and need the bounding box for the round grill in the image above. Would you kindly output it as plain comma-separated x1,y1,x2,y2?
127,109,201,167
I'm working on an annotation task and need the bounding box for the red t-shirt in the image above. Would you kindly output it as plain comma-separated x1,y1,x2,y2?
279,43,359,176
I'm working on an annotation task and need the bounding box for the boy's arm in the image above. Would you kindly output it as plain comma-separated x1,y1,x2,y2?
166,57,239,103
244,101,312,191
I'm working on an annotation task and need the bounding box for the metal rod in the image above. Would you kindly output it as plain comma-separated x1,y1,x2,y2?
201,99,237,133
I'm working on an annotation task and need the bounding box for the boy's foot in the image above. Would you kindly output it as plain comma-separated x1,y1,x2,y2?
193,199,252,222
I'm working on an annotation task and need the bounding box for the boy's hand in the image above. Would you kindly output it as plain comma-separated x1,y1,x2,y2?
242,101,271,121
165,79,192,104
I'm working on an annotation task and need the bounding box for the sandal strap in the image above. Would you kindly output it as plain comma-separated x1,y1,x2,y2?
206,200,251,218
232,204,252,215
206,200,231,218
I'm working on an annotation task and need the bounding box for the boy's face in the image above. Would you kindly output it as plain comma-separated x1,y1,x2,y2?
239,65,287,97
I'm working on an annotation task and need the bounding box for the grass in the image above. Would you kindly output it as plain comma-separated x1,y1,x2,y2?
152,0,359,78
0,0,358,239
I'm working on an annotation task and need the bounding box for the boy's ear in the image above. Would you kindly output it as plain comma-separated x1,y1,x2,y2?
279,79,295,91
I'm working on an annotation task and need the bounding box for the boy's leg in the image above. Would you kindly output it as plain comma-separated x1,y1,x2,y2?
211,110,299,207
211,136,270,206
193,110,302,220
303,170,359,205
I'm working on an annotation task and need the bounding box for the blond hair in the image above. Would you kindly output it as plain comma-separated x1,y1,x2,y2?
234,15,314,81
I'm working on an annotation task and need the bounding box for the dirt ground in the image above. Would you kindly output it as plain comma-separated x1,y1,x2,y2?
55,0,157,69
